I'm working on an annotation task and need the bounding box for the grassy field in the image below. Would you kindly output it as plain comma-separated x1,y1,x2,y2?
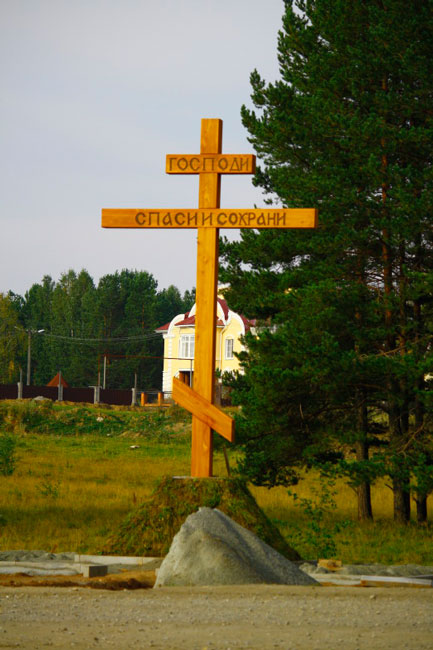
0,399,432,564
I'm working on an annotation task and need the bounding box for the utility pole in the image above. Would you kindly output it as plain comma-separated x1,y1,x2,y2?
26,329,45,385
103,354,107,389
26,330,31,386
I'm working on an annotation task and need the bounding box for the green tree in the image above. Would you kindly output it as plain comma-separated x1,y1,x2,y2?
156,285,190,327
18,276,54,384
221,0,433,522
5,271,195,392
49,270,97,385
95,269,161,389
0,294,26,382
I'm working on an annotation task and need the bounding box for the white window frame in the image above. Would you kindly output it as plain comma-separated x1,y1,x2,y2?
225,337,234,360
179,334,195,359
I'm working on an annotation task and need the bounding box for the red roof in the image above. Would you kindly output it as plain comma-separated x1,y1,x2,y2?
46,372,69,387
155,321,171,332
172,315,225,327
241,315,256,332
217,297,229,320
156,300,254,332
174,315,196,327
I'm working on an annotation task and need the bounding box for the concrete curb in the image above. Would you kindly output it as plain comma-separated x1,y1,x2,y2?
74,554,161,568
0,556,163,577
311,573,433,587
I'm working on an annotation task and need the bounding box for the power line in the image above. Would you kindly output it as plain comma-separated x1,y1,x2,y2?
41,332,161,343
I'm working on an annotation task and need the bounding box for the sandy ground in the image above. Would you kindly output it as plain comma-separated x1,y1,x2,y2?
0,583,432,650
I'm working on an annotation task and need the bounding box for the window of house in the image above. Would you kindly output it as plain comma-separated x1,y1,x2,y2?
225,337,234,360
179,334,195,359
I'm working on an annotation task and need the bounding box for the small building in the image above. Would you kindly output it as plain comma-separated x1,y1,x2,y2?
46,372,69,387
156,290,254,396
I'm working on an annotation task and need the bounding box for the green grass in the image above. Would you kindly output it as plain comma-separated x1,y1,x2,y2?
250,480,433,564
0,398,184,438
0,399,432,564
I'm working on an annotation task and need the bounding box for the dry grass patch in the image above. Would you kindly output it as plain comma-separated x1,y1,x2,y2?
0,432,193,552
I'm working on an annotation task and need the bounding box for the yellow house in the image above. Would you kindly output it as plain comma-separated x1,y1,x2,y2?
156,289,255,397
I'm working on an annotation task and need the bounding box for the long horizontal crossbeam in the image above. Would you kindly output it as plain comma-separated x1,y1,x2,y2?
102,208,318,229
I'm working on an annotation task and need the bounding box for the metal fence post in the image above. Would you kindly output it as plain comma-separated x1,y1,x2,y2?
57,371,63,402
17,368,23,399
92,386,100,404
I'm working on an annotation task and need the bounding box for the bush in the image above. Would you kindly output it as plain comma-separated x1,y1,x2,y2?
287,480,353,559
0,432,17,476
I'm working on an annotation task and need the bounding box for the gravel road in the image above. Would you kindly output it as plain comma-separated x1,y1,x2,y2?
1,584,432,649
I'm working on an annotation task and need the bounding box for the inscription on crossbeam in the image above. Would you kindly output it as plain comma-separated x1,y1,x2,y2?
102,208,317,229
166,154,255,174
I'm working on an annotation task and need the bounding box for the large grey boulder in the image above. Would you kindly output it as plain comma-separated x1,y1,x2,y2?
154,507,318,587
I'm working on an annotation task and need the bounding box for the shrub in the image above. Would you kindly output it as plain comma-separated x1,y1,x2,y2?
0,432,17,476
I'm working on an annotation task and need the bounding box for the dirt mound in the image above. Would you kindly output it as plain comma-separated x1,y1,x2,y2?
104,476,300,560
0,569,155,590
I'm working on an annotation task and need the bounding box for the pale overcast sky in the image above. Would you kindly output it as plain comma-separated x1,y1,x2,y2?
0,0,284,297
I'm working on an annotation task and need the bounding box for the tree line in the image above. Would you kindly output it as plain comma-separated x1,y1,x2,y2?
0,269,194,391
220,0,433,524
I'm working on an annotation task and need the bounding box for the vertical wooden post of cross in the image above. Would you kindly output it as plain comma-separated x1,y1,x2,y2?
191,118,222,477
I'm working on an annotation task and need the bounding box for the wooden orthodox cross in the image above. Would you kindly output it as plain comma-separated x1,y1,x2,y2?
102,118,317,478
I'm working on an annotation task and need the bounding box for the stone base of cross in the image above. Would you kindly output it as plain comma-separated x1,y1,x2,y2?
102,118,317,477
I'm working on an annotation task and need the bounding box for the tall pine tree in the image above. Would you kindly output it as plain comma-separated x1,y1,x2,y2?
221,0,433,522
